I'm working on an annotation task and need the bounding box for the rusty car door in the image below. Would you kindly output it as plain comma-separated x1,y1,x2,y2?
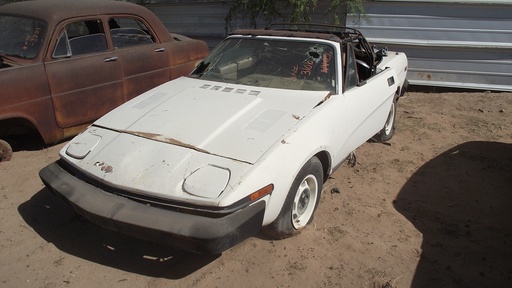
107,17,170,100
45,18,124,129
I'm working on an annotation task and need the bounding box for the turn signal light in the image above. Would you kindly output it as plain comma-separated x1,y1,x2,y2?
250,184,274,201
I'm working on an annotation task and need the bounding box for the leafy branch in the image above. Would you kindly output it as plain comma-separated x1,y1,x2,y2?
225,0,366,32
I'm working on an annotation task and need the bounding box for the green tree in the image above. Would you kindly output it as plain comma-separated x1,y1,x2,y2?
326,0,365,25
225,0,365,31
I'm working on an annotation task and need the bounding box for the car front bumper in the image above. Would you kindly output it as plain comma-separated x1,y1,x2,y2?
39,161,265,254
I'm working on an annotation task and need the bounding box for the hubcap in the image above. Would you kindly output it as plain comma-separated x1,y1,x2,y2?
292,174,318,229
297,188,310,215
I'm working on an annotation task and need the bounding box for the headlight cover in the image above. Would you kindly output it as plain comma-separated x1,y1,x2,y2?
65,131,101,159
183,164,230,199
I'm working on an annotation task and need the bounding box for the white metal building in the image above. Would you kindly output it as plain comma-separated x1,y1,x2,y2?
147,0,512,91
347,0,512,91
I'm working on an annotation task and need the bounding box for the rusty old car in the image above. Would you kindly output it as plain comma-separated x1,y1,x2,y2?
0,0,208,161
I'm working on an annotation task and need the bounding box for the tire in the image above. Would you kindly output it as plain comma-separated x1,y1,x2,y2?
379,98,397,142
263,156,323,239
0,139,13,162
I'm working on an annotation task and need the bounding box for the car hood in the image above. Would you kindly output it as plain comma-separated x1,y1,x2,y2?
94,77,330,165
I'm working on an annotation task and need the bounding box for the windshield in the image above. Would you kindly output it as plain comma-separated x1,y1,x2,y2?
191,37,336,93
0,15,46,60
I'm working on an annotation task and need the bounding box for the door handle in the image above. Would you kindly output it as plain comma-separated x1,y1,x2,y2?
104,56,118,62
155,48,165,52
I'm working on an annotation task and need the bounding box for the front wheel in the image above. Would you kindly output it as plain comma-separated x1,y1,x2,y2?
0,139,13,162
263,157,323,239
379,98,397,142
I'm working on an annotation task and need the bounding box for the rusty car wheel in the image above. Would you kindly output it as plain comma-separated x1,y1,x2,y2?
0,139,12,162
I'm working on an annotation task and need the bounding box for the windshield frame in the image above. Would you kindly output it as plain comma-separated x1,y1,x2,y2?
191,35,339,94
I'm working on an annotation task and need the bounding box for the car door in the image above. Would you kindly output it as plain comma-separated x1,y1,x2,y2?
339,42,397,154
107,17,170,100
45,18,124,129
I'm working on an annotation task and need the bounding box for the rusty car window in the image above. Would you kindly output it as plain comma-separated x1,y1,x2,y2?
53,30,71,58
108,18,155,49
0,15,46,59
53,19,107,58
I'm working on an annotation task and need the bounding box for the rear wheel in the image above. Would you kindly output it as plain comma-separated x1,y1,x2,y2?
379,98,397,142
263,157,323,239
0,139,12,162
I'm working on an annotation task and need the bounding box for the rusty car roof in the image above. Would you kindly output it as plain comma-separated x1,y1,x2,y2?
0,0,160,27
0,0,171,42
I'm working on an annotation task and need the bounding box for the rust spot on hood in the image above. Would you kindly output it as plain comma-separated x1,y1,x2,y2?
119,130,211,154
315,92,332,107
323,93,332,101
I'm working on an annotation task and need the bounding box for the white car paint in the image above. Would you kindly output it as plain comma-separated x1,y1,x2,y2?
61,77,330,205
93,77,331,164
58,34,408,227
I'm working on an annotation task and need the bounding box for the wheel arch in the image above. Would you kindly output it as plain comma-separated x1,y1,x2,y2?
0,116,46,143
0,116,38,135
261,152,326,238
313,150,331,183
397,79,409,99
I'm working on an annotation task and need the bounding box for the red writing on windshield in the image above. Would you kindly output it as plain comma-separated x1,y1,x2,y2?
321,52,332,74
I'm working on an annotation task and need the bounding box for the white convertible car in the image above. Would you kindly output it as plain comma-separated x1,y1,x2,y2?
40,24,408,254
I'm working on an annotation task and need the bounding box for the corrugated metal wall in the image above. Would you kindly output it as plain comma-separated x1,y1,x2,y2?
347,1,512,91
147,0,230,49
148,0,512,91
147,1,228,37
146,0,342,49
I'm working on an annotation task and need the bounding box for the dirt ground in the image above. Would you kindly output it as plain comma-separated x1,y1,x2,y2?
1,89,511,288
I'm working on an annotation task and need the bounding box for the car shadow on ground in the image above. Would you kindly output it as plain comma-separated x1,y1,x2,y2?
6,134,47,152
394,141,512,287
18,188,220,279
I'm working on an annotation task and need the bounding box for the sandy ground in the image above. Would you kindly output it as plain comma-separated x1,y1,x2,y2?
1,90,511,288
